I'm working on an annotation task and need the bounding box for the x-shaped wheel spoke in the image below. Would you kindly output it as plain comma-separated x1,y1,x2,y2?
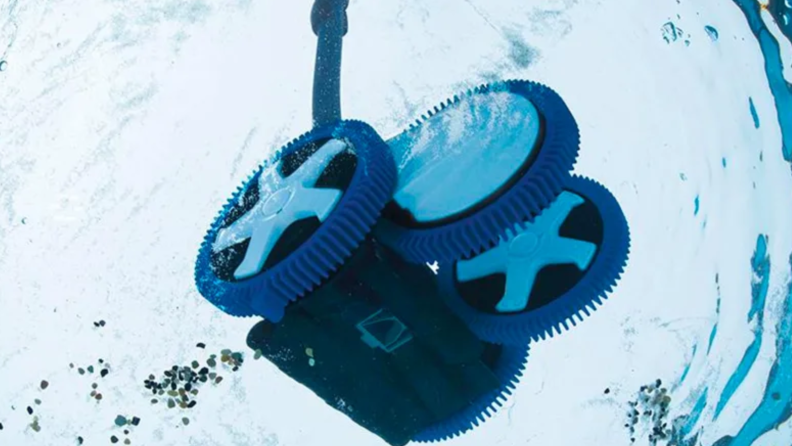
213,139,348,279
456,191,597,312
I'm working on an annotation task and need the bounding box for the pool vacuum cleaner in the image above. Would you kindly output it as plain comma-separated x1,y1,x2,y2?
194,0,631,444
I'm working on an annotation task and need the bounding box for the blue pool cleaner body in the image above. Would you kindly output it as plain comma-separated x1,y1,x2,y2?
192,1,631,443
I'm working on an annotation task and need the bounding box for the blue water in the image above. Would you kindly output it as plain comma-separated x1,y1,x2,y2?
733,0,792,161
749,97,760,129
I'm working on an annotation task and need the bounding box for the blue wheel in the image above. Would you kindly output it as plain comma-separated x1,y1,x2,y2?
414,343,529,443
376,80,580,263
436,175,630,344
194,120,397,322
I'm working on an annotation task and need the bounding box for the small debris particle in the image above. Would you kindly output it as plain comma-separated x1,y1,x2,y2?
182,417,190,426
30,418,41,432
221,349,231,356
772,392,781,400
604,388,611,394
0,422,4,430
305,348,314,357
207,358,216,367
187,400,197,408
124,429,129,435
101,369,109,378
151,398,158,404
131,416,140,426
124,439,131,445
78,437,83,444
95,393,103,401
111,435,119,443
167,399,175,409
40,380,49,390
87,366,94,374
196,343,206,349
114,415,127,427
191,361,199,369
27,406,33,415
215,376,223,384
100,320,106,326
70,363,75,369
92,383,98,389
0,60,7,72
78,368,85,375
34,399,41,405
90,390,97,397
308,358,316,367
253,349,262,360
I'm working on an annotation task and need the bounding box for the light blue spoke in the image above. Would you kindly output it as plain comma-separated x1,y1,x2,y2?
234,218,287,279
211,139,348,279
213,207,258,252
292,139,348,187
543,236,597,270
455,191,598,313
293,187,343,221
457,243,509,281
497,259,540,312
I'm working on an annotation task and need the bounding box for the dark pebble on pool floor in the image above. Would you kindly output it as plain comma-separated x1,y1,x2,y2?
78,436,83,444
111,435,118,443
182,417,189,426
115,415,127,426
604,388,610,394
131,416,140,426
27,406,33,415
0,422,3,430
40,380,49,390
196,343,205,349
101,369,109,378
